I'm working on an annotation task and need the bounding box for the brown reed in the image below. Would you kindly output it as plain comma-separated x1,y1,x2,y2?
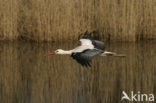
0,0,155,42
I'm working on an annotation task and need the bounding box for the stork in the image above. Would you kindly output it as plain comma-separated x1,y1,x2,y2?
45,31,125,67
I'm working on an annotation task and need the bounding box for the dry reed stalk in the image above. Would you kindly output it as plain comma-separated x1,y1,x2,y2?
0,0,19,40
0,0,155,42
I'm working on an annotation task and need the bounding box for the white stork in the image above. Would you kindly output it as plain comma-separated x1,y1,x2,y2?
45,32,125,67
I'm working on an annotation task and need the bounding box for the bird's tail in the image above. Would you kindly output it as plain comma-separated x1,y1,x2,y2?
101,51,126,57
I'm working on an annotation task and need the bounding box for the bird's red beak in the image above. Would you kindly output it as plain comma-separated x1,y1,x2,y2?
44,51,56,56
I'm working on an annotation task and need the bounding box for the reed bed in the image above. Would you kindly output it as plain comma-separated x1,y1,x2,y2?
0,0,155,42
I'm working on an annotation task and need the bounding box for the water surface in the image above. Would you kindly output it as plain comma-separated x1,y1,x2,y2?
0,41,156,103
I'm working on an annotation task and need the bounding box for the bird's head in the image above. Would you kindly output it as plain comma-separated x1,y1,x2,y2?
54,49,65,54
44,49,64,56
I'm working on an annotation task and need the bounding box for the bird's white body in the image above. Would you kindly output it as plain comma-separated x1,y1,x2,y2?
72,45,94,53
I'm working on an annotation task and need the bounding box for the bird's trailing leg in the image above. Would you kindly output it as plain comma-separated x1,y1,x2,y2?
101,51,126,57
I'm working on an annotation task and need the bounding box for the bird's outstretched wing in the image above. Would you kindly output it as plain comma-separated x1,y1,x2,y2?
71,49,103,67
79,39,93,46
80,31,105,50
80,38,105,51
92,40,105,50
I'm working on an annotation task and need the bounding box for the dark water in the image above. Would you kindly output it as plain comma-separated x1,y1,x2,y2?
0,41,156,103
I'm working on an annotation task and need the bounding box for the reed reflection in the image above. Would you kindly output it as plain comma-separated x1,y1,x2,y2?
0,41,155,103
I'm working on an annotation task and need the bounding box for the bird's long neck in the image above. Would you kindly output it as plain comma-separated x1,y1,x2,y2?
61,50,72,54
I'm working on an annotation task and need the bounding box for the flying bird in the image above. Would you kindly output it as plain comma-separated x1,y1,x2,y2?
45,31,125,67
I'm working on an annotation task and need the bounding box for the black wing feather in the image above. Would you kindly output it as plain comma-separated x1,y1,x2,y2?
92,40,105,50
71,49,103,67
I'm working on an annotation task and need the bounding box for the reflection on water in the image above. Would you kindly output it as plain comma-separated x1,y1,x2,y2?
0,41,156,103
